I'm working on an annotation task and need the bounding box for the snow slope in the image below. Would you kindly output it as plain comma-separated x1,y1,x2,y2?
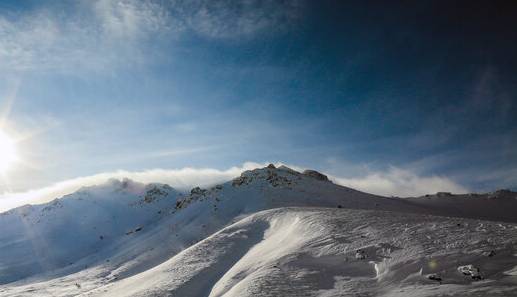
1,165,516,296
0,179,180,284
87,208,517,296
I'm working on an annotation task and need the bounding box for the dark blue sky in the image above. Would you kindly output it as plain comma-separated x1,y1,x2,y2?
0,0,516,196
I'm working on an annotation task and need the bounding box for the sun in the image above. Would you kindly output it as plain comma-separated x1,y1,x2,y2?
0,130,18,173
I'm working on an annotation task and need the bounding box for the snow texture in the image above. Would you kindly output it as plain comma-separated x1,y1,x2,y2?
1,166,516,296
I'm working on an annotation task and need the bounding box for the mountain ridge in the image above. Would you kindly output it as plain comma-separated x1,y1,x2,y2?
1,165,516,296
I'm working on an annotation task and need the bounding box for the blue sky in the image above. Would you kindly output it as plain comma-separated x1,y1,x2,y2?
0,1,516,205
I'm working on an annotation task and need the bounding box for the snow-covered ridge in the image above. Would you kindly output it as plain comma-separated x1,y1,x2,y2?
0,164,516,296
87,208,517,297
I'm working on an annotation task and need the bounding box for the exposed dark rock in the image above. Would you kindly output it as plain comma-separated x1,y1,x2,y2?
488,189,516,200
190,187,207,195
436,192,452,197
266,171,291,187
125,226,143,235
427,274,442,282
458,264,483,280
302,170,329,182
144,185,169,203
232,176,248,187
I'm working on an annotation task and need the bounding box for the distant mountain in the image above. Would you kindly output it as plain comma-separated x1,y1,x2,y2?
406,189,517,222
1,165,516,296
0,178,180,284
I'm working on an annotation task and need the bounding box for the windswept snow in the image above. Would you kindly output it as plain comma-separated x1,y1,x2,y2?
89,208,517,297
0,165,516,296
0,179,180,284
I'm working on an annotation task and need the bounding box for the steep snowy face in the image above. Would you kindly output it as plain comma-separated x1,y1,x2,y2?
0,179,180,284
92,208,517,297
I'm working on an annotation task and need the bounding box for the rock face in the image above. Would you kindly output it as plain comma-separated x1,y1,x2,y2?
231,166,330,188
143,184,172,203
488,189,517,200
231,165,301,189
302,170,329,182
232,176,247,187
436,192,453,197
190,187,207,196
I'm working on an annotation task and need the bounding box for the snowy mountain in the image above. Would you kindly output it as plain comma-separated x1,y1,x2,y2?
0,179,180,284
0,165,516,296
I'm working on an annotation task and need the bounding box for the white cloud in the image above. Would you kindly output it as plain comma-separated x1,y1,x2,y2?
92,0,173,39
0,12,61,71
179,0,303,39
0,162,267,212
0,162,469,212
1,18,90,72
0,0,173,73
331,166,469,197
473,167,517,190
0,0,303,73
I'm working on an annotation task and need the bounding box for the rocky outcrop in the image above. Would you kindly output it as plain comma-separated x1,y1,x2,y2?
175,187,211,210
436,192,452,197
232,176,248,187
190,187,207,196
231,166,331,188
302,170,329,182
488,189,517,200
143,185,172,203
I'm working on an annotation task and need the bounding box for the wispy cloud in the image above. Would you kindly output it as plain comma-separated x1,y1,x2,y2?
0,162,267,211
0,1,166,73
472,167,517,191
0,0,303,73
178,0,303,39
0,162,468,212
331,166,469,197
92,0,172,39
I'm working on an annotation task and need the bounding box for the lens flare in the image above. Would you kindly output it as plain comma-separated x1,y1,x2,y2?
428,259,438,270
0,130,17,173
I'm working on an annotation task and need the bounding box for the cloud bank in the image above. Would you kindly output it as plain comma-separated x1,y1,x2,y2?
331,166,469,198
0,162,468,212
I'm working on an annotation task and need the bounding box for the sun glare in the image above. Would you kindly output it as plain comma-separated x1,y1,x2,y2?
0,130,17,173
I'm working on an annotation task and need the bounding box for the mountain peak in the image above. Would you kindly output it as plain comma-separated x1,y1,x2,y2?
301,169,330,182
231,165,331,188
